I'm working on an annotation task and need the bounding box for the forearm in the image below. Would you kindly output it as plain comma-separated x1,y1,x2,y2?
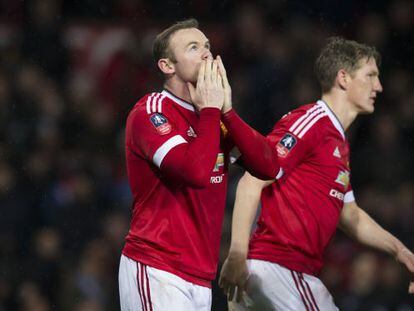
340,203,405,257
222,109,280,180
161,108,221,188
228,173,269,257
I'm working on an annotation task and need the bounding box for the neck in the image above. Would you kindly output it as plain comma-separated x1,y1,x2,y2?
164,78,193,104
321,92,359,131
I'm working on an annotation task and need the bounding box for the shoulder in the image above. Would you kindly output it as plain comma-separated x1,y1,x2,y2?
278,102,328,140
127,92,174,122
129,92,169,115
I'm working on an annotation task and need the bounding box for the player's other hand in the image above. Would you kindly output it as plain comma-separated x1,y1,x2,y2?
396,247,414,294
187,58,224,111
217,55,232,113
219,253,249,302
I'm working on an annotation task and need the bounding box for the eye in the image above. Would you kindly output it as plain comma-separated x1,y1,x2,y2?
190,44,198,51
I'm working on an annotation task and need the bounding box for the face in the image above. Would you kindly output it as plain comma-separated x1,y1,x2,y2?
346,57,383,114
168,28,213,83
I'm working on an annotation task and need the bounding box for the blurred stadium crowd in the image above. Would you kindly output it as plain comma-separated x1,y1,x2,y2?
0,0,414,310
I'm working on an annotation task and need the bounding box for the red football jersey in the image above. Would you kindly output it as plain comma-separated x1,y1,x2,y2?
248,100,354,276
123,90,230,287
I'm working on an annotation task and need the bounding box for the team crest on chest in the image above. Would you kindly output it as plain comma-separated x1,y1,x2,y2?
335,170,350,188
150,113,172,135
213,153,225,172
276,133,297,157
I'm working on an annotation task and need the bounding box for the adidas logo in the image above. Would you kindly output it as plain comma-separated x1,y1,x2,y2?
333,146,341,158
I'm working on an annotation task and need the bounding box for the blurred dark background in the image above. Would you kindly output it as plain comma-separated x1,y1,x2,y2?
0,0,413,310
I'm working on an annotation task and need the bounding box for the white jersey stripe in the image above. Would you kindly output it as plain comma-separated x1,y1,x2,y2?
292,107,324,136
146,93,156,114
289,105,322,133
344,190,355,203
151,93,161,114
298,112,327,139
275,167,284,180
157,94,165,113
153,135,187,168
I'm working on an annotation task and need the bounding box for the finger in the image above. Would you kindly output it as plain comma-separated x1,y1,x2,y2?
236,286,244,303
217,55,229,86
228,286,235,301
217,72,223,89
212,59,218,84
409,281,414,294
197,60,206,86
218,275,225,288
205,58,212,84
221,283,228,295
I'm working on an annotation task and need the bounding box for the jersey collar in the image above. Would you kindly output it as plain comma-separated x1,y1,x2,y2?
162,90,195,112
317,100,345,140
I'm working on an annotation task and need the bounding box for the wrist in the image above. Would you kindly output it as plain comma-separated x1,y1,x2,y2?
199,107,221,115
222,108,236,121
228,245,249,259
222,106,233,114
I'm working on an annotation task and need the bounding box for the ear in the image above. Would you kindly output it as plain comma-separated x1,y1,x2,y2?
337,69,349,90
158,58,175,75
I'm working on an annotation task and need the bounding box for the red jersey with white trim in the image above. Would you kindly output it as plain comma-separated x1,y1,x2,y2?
123,90,230,287
248,100,354,276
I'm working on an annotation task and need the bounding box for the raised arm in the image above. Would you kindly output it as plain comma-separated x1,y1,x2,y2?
339,200,414,293
219,172,273,301
153,59,224,188
216,57,281,180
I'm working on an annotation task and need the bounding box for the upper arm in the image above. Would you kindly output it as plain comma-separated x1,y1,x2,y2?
239,171,274,192
127,107,187,169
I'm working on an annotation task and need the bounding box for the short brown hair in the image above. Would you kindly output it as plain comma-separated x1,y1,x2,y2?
315,37,381,93
153,18,199,64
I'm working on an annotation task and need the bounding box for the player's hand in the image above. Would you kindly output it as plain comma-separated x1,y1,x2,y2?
219,254,249,302
187,58,224,111
396,247,414,293
217,55,232,113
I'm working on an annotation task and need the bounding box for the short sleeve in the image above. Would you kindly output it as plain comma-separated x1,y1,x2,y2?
344,182,355,203
126,106,187,168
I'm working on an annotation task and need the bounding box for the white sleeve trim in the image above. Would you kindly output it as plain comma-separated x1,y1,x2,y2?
275,167,284,180
344,190,355,203
153,135,187,168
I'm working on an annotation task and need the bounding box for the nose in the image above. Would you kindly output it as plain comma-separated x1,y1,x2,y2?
375,78,383,93
202,48,213,60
